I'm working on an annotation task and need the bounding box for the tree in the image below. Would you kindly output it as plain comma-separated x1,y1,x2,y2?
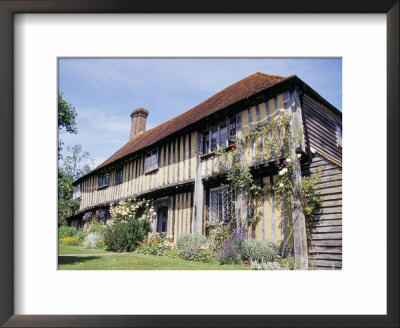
61,144,94,180
58,91,77,157
58,144,94,226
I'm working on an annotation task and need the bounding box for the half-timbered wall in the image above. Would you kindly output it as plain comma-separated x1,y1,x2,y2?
79,132,197,211
170,191,194,242
202,174,294,249
201,92,295,177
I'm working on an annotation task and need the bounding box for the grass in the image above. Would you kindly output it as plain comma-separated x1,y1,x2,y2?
59,244,110,254
58,245,249,270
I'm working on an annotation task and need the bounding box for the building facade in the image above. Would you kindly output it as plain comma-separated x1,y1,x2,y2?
69,72,342,269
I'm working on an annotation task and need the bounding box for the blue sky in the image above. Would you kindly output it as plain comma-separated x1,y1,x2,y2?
58,58,342,167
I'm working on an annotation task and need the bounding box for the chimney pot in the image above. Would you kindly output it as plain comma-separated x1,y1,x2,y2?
130,108,149,140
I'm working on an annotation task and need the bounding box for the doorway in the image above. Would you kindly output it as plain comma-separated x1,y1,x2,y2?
157,206,168,234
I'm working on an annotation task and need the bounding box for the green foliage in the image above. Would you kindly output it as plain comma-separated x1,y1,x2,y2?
103,217,151,252
58,226,77,238
274,158,322,239
103,199,153,252
205,221,232,253
76,230,87,245
58,144,94,226
301,172,322,238
58,91,77,154
58,168,80,226
88,223,105,235
279,256,295,270
177,234,208,261
241,239,279,262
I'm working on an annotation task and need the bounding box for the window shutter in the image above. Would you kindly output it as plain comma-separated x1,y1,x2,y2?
196,132,203,154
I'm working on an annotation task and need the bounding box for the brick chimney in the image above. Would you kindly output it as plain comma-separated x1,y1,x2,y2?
130,108,149,140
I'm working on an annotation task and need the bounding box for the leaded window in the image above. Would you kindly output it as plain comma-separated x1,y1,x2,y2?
145,149,159,173
209,184,233,222
115,167,123,185
202,115,237,154
98,173,110,188
219,125,227,147
229,116,236,143
211,128,218,151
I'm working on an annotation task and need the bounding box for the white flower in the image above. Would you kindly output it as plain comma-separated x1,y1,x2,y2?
286,158,291,163
297,154,302,159
279,168,288,176
279,183,284,187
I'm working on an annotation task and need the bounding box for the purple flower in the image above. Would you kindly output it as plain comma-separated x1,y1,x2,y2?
95,210,105,219
82,211,92,221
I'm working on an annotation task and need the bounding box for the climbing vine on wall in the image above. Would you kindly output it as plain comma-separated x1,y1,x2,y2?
209,111,321,240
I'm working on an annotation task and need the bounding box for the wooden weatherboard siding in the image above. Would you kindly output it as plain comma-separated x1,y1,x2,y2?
78,132,197,211
304,153,342,270
302,94,342,165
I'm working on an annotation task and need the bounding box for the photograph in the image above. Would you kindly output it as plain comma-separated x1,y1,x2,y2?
58,58,342,271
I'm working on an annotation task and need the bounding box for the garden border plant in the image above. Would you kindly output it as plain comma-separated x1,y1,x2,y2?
103,198,153,252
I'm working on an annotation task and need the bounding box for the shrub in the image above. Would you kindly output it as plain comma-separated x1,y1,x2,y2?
83,232,103,249
104,218,151,252
59,236,78,246
279,257,295,270
199,248,216,263
177,234,208,261
76,230,86,245
135,234,175,256
166,248,180,259
206,223,230,252
58,226,77,239
89,223,105,235
241,239,279,262
103,199,153,252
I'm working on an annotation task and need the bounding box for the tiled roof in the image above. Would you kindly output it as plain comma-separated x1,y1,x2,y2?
94,72,290,172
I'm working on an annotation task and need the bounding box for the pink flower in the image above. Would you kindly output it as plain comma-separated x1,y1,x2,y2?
244,260,249,264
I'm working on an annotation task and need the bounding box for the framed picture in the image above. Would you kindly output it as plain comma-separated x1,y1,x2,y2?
0,1,398,327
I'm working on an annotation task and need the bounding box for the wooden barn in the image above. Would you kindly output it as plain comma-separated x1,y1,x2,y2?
69,72,342,269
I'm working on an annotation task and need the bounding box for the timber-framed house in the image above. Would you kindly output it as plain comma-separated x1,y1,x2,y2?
69,72,342,269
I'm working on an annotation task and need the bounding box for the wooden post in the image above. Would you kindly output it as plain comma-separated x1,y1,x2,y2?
237,191,248,231
289,89,308,269
193,132,204,234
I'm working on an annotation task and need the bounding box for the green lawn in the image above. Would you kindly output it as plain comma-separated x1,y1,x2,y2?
58,245,249,270
59,244,111,254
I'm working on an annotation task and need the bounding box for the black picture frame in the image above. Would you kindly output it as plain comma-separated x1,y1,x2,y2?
0,1,398,327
